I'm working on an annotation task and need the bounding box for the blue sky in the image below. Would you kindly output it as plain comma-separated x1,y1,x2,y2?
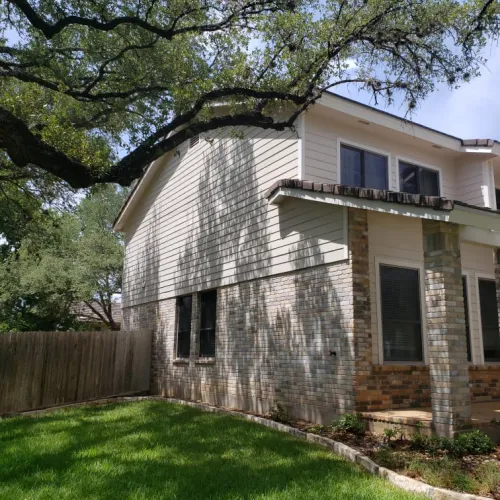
336,43,500,141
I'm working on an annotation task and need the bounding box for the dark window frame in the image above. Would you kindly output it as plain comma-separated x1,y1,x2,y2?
478,277,500,363
176,295,192,359
398,160,441,196
340,143,389,190
379,263,424,364
199,289,217,358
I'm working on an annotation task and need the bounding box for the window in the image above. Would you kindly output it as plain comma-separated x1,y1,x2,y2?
189,135,200,148
495,189,500,209
463,276,472,362
380,264,423,362
340,144,388,190
399,161,440,196
199,290,217,358
478,279,500,362
176,295,192,358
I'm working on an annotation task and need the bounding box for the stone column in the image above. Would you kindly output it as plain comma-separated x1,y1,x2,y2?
348,208,373,411
423,220,471,437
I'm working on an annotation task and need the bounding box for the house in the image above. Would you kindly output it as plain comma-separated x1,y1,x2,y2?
72,301,122,330
114,93,500,438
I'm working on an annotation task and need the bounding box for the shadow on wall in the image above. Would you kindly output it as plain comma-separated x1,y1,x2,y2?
170,129,355,424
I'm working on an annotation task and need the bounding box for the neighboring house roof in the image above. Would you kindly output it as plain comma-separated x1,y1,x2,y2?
113,92,500,231
72,301,122,325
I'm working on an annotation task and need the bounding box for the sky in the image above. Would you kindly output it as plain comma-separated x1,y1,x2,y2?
335,42,500,141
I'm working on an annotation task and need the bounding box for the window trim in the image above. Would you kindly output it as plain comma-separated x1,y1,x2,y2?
375,257,428,365
462,271,475,364
337,137,391,189
198,288,218,359
476,272,500,365
396,156,443,197
175,294,193,360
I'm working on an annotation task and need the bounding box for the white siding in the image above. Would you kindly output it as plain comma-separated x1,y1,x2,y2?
455,159,493,208
123,126,347,307
304,109,459,199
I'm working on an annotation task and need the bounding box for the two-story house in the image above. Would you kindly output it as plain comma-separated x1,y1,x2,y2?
114,93,500,437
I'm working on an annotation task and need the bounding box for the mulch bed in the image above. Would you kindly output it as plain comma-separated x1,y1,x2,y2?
233,407,500,499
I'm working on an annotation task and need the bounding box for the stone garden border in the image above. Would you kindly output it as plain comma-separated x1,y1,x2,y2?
4,396,490,500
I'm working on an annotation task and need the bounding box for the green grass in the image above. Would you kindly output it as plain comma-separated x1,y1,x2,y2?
0,401,425,500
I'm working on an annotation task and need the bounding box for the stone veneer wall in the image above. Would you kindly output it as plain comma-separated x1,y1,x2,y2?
123,259,357,424
469,366,500,401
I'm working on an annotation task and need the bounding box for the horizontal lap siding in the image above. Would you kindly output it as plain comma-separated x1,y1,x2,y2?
123,126,347,307
303,110,458,199
456,160,491,208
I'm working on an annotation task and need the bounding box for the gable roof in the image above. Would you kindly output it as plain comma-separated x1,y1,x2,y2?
113,92,500,231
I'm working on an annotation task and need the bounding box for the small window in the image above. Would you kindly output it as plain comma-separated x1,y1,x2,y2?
462,276,472,362
199,290,217,358
380,264,423,362
478,279,500,362
340,144,388,190
190,135,200,148
176,295,192,359
399,161,440,196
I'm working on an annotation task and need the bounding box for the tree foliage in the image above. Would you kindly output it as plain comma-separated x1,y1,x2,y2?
0,184,126,331
0,0,497,189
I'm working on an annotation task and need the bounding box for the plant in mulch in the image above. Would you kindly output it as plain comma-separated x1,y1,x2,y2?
331,413,366,436
267,401,291,424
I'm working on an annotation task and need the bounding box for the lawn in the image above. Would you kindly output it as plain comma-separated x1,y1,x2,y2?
0,401,425,500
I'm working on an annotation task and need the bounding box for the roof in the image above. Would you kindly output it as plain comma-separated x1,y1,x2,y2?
72,301,122,324
266,178,500,216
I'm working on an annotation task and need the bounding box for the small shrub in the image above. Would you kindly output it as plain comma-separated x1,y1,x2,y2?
308,424,328,434
410,429,494,457
447,430,495,457
267,401,291,424
383,427,398,446
331,413,366,435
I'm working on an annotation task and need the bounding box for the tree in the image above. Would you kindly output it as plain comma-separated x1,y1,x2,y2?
0,184,126,331
0,0,497,190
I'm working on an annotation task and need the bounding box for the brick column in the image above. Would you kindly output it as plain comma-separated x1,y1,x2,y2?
423,220,471,437
348,208,373,411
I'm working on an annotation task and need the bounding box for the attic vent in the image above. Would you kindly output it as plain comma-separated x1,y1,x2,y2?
190,135,200,148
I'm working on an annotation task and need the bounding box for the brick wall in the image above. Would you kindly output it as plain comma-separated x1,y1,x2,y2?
123,260,356,424
470,366,500,402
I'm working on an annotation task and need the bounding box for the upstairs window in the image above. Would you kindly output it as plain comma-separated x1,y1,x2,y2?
478,278,500,362
399,161,440,196
340,144,388,190
176,295,192,359
380,264,423,363
199,290,217,358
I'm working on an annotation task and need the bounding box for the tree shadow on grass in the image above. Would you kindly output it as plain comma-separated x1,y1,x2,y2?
0,402,419,500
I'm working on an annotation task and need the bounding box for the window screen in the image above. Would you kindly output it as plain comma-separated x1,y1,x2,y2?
199,290,217,358
340,145,388,190
399,161,440,196
380,265,423,362
478,279,500,362
176,295,192,358
462,276,472,362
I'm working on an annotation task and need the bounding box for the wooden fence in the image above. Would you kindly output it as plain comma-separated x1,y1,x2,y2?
0,329,151,414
